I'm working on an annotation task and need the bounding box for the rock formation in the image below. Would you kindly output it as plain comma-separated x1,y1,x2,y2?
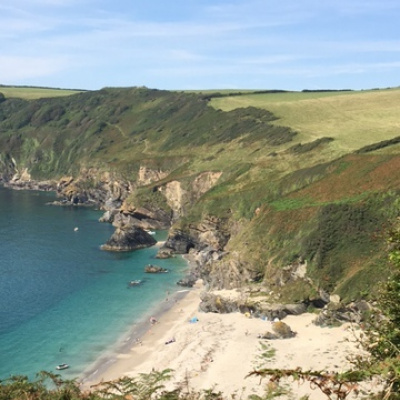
144,264,168,273
100,225,156,251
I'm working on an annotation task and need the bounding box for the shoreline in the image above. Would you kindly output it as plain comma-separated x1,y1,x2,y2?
79,282,364,399
79,284,198,388
79,278,193,386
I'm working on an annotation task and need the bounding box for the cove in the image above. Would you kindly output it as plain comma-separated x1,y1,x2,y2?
0,187,187,380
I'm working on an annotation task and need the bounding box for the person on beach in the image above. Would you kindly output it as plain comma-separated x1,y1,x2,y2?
150,316,157,324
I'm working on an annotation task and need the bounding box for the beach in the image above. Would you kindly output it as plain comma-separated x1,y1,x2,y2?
80,281,365,399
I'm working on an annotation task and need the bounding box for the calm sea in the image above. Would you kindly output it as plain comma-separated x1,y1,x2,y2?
0,187,187,380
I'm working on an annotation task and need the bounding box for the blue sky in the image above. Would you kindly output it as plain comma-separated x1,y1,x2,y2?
1,0,399,91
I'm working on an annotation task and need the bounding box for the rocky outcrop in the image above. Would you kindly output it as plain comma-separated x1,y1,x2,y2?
144,264,168,273
198,289,308,319
47,168,172,251
199,252,258,290
54,172,131,208
161,229,196,254
259,321,297,340
192,172,222,197
176,275,197,287
158,180,186,220
117,204,171,230
188,215,231,251
2,166,56,191
158,216,231,257
313,299,372,326
4,179,56,191
158,171,222,219
156,248,175,259
138,166,169,186
100,225,156,251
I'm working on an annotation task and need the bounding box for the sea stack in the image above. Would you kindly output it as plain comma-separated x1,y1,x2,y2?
101,226,157,251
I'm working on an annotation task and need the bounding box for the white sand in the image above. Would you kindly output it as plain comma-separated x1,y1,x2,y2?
81,281,365,399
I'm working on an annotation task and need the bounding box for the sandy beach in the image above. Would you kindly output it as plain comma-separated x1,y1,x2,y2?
80,281,365,399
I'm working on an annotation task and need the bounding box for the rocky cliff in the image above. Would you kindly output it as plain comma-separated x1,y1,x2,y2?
2,157,394,313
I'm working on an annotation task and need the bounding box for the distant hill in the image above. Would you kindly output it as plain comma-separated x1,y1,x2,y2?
0,84,85,99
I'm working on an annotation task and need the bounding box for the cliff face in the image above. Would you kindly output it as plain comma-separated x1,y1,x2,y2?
158,171,222,219
45,166,233,263
3,150,397,305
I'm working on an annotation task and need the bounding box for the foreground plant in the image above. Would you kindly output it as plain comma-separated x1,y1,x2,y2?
91,368,174,399
0,371,92,400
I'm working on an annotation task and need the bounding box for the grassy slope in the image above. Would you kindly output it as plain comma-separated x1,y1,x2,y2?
1,86,400,300
0,87,294,180
0,85,83,99
210,88,400,157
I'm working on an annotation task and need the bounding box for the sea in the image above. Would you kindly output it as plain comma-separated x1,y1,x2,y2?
0,186,188,381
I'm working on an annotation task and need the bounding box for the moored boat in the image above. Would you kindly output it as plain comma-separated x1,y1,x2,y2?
56,363,69,370
128,279,142,287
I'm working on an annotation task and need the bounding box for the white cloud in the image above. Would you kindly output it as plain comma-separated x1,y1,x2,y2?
0,56,71,81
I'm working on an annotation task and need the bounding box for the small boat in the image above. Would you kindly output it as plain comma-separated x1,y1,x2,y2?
128,279,142,287
56,363,69,370
145,230,156,235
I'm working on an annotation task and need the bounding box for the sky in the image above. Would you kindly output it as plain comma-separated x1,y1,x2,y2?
0,0,399,91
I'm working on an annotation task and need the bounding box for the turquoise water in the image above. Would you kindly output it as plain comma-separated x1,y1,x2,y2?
0,187,187,380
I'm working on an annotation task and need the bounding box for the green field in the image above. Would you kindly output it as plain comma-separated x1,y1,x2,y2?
0,85,84,99
210,88,400,157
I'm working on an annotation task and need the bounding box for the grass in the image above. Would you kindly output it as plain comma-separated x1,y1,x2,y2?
0,85,84,99
210,88,400,157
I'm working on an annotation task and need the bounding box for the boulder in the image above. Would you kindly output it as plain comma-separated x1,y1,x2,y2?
258,321,296,340
257,302,308,321
199,292,240,313
156,248,174,259
144,264,168,273
176,274,197,287
313,300,373,326
272,321,296,338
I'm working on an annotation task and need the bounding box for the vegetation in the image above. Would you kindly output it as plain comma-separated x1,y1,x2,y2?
210,88,400,159
0,85,84,99
249,221,400,400
0,369,225,400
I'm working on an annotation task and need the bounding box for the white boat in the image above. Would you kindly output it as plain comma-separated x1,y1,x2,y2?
128,279,142,287
56,363,69,370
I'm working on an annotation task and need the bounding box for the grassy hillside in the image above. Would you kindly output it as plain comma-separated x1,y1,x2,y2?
1,86,400,301
210,88,400,158
0,85,84,99
0,87,296,180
